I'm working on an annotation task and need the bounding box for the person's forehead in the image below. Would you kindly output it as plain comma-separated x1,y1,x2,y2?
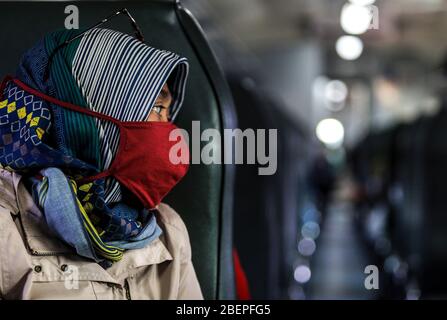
158,84,171,99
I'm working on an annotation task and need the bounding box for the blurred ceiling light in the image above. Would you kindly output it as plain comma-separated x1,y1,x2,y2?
316,118,345,149
288,285,306,300
384,255,400,274
336,35,363,61
325,80,348,103
324,80,348,111
301,221,321,240
349,0,376,5
298,238,316,256
341,3,372,35
302,206,322,224
294,265,312,284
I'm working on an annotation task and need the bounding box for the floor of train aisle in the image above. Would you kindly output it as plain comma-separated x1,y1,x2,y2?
308,177,378,300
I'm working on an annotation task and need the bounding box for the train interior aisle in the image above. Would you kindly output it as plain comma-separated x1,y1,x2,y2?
183,0,447,300
309,176,378,300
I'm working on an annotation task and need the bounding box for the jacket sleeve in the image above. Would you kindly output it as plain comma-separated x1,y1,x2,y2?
178,260,203,299
0,205,13,299
0,169,19,299
177,213,204,300
0,169,19,215
156,203,204,300
0,207,4,299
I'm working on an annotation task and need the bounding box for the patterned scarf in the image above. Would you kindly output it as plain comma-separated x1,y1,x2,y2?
0,28,189,263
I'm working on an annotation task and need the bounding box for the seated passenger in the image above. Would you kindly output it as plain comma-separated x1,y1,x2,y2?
0,26,202,299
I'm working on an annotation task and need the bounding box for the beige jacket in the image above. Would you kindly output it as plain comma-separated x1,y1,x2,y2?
0,169,203,300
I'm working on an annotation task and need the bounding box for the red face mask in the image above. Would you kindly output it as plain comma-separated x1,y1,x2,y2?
8,77,190,209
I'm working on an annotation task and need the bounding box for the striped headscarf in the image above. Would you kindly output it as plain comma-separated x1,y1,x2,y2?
72,28,188,203
0,28,189,262
48,28,189,203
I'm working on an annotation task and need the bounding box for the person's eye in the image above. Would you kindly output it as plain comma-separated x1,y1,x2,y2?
152,105,164,115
